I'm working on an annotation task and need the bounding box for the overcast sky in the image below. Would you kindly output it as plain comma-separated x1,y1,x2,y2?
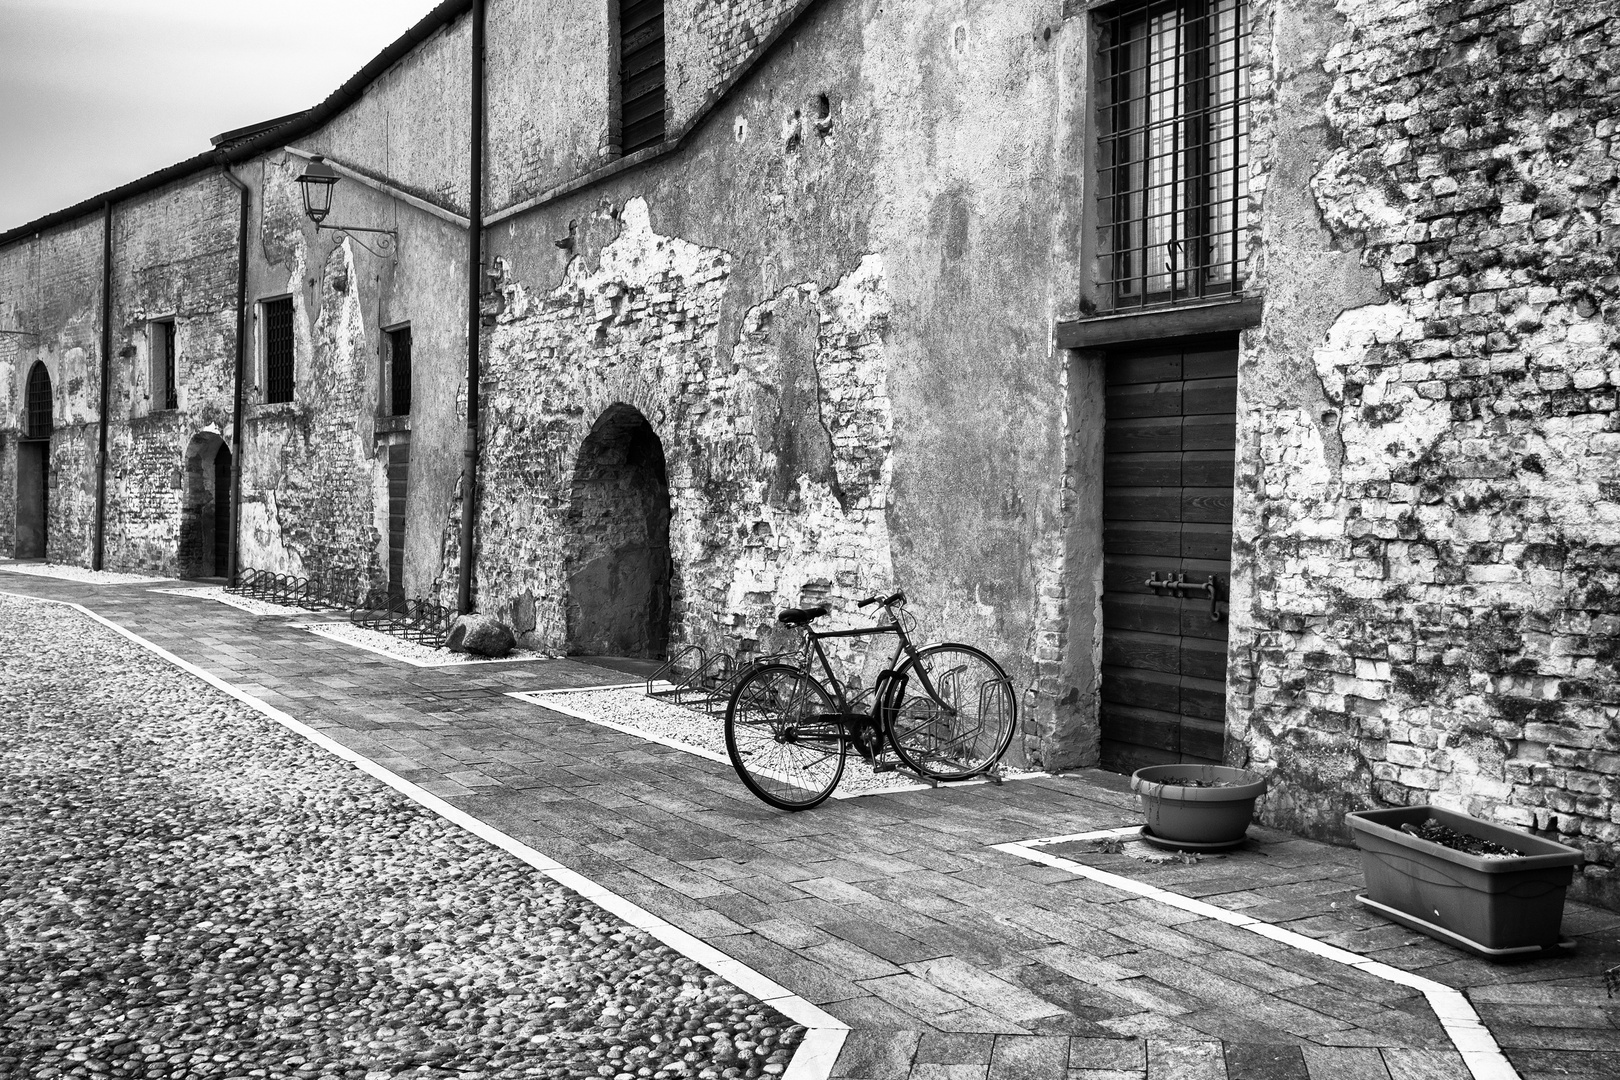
0,0,444,232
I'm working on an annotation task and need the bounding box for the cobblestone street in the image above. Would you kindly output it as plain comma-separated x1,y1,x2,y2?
4,573,1619,1080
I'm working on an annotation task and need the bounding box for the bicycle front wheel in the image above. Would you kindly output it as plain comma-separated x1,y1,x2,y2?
885,643,1017,781
725,665,846,810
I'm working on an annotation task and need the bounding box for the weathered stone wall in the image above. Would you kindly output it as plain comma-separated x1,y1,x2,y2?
480,199,895,668
102,174,243,576
665,0,805,130
1234,0,1620,903
227,150,468,607
304,15,472,218
478,0,1068,765
0,220,106,564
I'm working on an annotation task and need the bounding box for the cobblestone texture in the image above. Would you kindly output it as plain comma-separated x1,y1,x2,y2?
0,593,803,1079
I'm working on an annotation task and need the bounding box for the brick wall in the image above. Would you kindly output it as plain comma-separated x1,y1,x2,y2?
103,175,242,577
1236,0,1620,902
478,196,894,672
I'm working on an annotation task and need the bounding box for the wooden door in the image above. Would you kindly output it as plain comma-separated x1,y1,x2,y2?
1100,338,1236,773
387,439,410,602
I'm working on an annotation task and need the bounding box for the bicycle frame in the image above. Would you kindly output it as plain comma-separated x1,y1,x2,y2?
789,601,959,750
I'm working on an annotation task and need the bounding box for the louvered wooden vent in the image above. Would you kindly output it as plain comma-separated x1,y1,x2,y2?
620,0,666,154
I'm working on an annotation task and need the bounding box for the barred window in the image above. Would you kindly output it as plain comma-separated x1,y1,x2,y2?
385,325,412,417
25,361,52,439
1098,0,1250,311
151,319,177,411
619,0,665,154
262,297,295,404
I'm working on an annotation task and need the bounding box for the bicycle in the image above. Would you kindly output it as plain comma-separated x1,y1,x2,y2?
723,591,1018,810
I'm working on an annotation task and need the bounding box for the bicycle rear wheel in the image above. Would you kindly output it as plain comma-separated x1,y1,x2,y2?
885,643,1016,781
724,664,846,810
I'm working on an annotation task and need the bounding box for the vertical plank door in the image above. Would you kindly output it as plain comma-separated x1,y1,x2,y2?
1100,338,1237,773
387,439,410,603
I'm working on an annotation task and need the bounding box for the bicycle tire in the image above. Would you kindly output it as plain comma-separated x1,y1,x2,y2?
724,664,847,810
884,643,1017,781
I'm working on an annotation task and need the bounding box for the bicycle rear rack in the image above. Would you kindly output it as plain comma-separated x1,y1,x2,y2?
228,567,456,649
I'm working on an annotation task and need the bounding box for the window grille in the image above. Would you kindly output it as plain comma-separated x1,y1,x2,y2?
1097,0,1250,311
159,320,178,411
263,297,295,404
619,0,666,154
25,362,52,438
386,326,412,417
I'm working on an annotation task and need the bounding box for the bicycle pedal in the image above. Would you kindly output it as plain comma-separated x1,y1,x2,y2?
870,761,898,773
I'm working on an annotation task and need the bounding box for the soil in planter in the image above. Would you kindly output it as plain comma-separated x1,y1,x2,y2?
1399,817,1526,858
1156,777,1242,788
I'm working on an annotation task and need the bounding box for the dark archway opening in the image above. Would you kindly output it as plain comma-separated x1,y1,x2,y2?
16,362,52,559
180,432,230,579
564,404,671,659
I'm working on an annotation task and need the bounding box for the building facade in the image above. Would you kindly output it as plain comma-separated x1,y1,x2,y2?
3,0,1618,905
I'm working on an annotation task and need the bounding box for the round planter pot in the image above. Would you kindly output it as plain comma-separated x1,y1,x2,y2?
1131,764,1269,848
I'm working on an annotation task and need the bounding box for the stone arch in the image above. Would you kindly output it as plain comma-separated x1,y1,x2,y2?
179,431,231,579
564,403,671,658
15,362,52,557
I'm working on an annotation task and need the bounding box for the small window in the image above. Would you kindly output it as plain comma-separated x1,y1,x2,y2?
385,325,412,417
262,297,295,404
619,0,666,154
150,319,177,411
1097,0,1251,311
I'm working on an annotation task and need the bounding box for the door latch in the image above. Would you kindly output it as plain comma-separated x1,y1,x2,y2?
1144,570,1224,622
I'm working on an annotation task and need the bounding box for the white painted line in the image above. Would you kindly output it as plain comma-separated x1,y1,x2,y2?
8,592,849,1080
514,691,735,767
512,681,673,696
995,832,1521,1080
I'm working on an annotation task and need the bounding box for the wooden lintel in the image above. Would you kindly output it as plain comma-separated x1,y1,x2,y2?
1057,297,1264,350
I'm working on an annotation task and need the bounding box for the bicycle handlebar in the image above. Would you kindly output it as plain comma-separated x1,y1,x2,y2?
856,591,906,609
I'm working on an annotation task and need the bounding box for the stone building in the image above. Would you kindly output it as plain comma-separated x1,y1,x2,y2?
3,0,1617,904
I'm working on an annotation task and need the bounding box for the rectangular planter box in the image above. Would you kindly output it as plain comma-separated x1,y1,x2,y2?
1345,805,1583,958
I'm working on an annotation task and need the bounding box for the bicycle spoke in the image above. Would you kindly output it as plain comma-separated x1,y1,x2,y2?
725,667,845,809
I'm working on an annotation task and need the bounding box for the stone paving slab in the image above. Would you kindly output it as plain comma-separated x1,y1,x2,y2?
5,575,1620,1080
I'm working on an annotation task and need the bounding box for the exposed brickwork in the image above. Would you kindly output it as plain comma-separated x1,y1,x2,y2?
1236,0,1620,901
669,0,805,130
236,161,384,603
478,197,893,670
0,219,106,563
103,176,242,577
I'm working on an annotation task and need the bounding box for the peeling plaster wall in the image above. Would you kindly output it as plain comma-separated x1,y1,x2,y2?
0,220,105,564
485,0,808,208
232,150,467,606
102,174,243,576
479,0,1067,765
304,16,473,218
1235,0,1620,904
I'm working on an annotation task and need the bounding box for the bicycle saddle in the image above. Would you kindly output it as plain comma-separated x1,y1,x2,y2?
777,605,830,626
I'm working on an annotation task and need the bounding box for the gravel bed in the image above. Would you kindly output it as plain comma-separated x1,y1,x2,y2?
0,595,803,1079
531,688,1012,798
298,622,553,667
0,563,165,586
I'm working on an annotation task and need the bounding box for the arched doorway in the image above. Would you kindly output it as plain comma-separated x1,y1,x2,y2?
179,432,231,579
15,362,52,558
564,404,671,658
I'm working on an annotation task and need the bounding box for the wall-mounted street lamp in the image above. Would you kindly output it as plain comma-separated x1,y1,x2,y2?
295,156,397,258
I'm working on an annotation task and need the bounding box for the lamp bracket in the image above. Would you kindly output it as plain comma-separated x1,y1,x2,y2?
316,223,397,258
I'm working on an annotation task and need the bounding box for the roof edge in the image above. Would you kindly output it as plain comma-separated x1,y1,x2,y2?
0,0,471,249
